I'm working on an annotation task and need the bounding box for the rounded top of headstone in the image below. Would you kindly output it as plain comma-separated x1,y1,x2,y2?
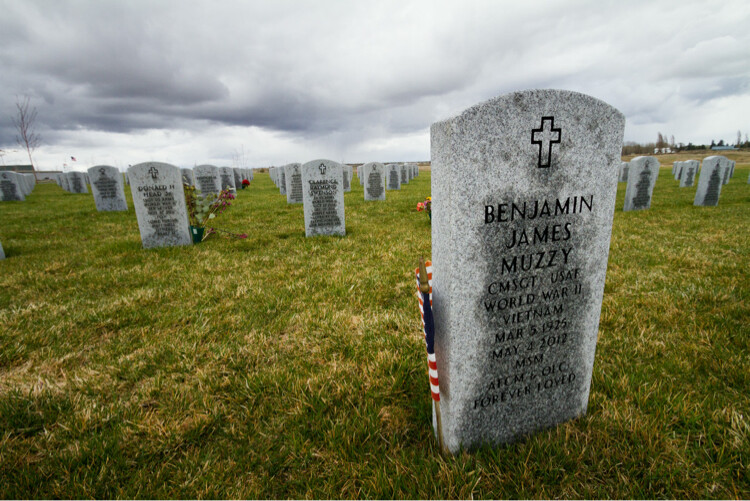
89,165,118,174
128,162,181,180
362,162,385,169
434,89,624,128
302,159,343,171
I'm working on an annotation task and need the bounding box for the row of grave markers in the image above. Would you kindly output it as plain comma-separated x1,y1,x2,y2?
265,161,419,236
28,160,419,247
617,154,738,210
0,171,36,201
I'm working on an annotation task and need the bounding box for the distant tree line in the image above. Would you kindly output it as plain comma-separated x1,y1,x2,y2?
622,130,750,155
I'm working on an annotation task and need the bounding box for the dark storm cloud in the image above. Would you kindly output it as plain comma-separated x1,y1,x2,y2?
1,0,749,166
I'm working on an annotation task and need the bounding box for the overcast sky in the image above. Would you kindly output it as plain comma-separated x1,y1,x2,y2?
1,0,749,171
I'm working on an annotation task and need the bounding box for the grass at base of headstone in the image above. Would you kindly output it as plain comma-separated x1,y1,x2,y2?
0,164,748,498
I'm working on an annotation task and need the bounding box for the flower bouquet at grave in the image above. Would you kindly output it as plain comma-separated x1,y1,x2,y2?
183,185,247,242
416,196,432,220
241,179,250,189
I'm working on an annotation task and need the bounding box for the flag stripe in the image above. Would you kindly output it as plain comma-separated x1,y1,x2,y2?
416,262,439,402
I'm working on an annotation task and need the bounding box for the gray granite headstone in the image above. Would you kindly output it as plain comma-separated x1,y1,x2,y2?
721,161,732,185
674,162,685,181
181,168,195,186
233,168,243,188
679,160,699,188
128,162,192,249
430,89,625,453
279,168,287,195
623,156,659,211
342,168,351,192
0,172,25,201
284,163,304,204
400,164,409,184
729,160,735,178
694,156,727,207
618,161,629,183
60,173,71,192
219,167,236,192
362,162,386,201
89,165,128,211
302,159,345,237
0,239,4,260
194,165,221,195
386,164,401,190
67,171,89,194
18,174,32,195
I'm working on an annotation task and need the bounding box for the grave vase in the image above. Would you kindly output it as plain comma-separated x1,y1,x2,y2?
190,226,205,244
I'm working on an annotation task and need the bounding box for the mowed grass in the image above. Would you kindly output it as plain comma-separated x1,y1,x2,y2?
0,159,748,499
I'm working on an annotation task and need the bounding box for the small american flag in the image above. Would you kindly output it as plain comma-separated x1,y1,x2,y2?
416,260,439,402
71,156,77,161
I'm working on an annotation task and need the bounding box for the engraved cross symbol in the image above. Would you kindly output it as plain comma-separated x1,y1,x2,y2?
99,168,106,175
148,166,159,180
531,116,561,168
318,163,327,175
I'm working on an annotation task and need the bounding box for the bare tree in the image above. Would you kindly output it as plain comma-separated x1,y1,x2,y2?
737,130,742,147
232,144,248,169
11,95,41,173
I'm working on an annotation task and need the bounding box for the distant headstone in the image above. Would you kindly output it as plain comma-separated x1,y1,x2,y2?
342,168,351,192
721,161,732,185
88,165,128,211
694,156,727,207
284,163,304,204
218,167,236,191
679,160,699,188
181,168,194,186
0,239,4,259
674,161,683,181
279,168,287,195
18,174,32,196
346,165,353,191
128,162,192,249
194,165,221,195
0,171,25,201
67,171,89,194
362,162,386,201
400,164,409,184
302,159,345,236
233,168,243,188
729,160,735,178
618,161,629,182
623,156,659,211
60,173,71,192
387,164,401,190
430,89,625,452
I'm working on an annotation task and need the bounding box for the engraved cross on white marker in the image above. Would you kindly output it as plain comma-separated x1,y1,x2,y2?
531,116,561,168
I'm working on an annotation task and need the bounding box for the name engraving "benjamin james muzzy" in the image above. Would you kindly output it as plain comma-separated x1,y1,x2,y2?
473,194,593,410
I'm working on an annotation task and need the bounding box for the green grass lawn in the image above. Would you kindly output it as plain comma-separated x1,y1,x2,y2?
0,165,748,499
